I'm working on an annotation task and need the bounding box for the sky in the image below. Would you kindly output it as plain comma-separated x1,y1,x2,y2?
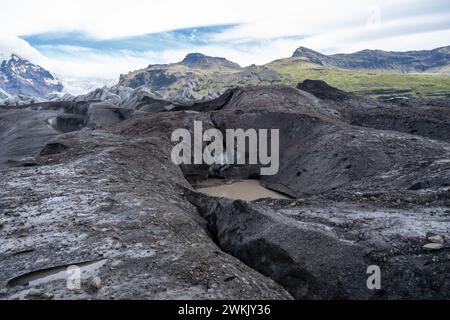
1,0,450,87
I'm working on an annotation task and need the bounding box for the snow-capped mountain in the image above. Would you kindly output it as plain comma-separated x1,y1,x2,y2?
0,54,63,97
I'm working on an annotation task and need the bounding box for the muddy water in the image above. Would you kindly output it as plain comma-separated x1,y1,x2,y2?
197,179,290,201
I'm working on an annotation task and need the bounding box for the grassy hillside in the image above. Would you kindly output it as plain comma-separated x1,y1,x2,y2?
119,56,450,100
120,63,285,100
266,58,450,99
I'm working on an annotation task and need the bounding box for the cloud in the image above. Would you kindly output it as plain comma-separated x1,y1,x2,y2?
0,0,449,89
0,33,47,63
3,0,448,40
30,45,159,79
293,12,450,53
0,0,248,39
22,24,239,52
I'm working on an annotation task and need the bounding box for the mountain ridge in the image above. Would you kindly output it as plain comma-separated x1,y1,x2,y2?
0,54,63,98
292,46,450,73
2,45,450,105
117,46,450,102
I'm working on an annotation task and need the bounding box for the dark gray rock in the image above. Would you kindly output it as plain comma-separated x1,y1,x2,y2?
86,102,134,129
47,114,86,133
0,109,59,168
298,80,450,143
119,88,171,111
0,123,291,300
186,190,449,299
297,79,352,101
1,81,449,300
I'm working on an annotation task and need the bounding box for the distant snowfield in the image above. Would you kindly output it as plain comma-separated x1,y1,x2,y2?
59,77,116,96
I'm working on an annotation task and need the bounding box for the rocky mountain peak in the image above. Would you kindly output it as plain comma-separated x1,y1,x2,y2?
292,46,319,56
0,54,63,97
2,53,34,70
181,53,241,69
291,46,330,65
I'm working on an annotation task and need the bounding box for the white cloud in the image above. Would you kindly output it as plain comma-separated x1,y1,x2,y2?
34,45,156,78
294,12,450,53
0,0,449,90
1,0,442,40
0,33,47,63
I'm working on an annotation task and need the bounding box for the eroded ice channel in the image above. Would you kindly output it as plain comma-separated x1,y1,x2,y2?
7,259,107,287
197,179,290,201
